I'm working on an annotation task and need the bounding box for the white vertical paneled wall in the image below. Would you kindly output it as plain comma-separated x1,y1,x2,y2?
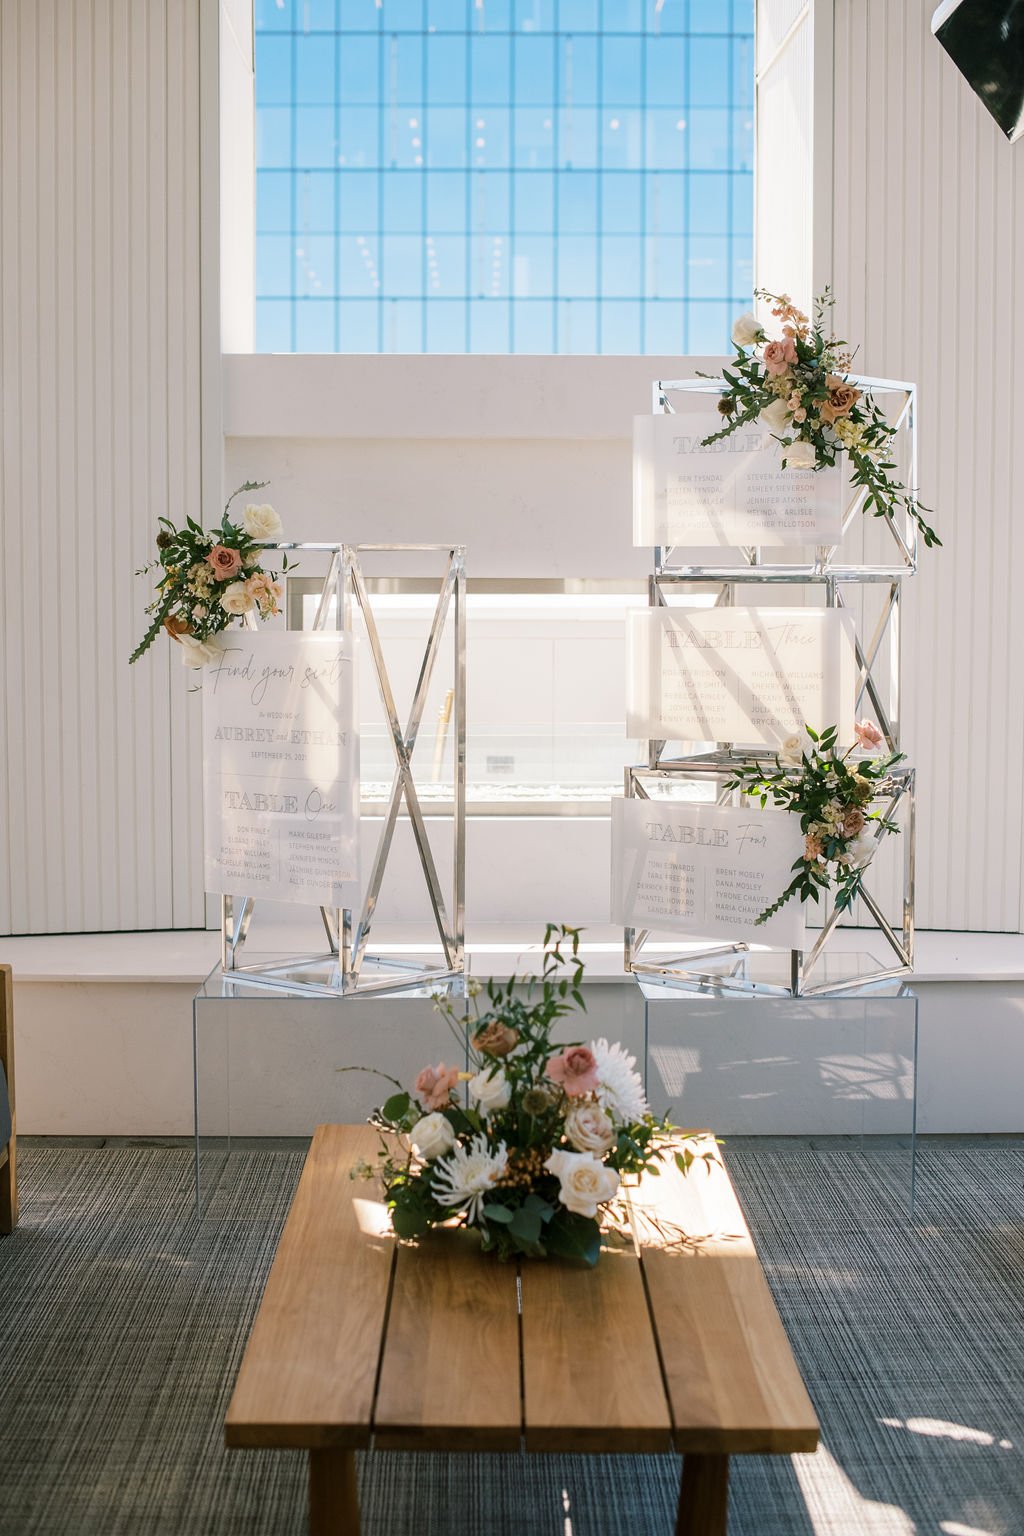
2,0,1018,937
755,0,835,314
828,0,1024,931
0,0,206,933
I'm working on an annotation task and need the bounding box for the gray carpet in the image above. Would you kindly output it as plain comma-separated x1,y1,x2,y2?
0,1140,1022,1535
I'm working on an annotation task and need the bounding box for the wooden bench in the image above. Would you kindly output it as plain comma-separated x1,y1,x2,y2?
226,1124,818,1534
0,965,17,1234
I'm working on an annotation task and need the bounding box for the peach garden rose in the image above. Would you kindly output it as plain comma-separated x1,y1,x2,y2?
545,1045,599,1097
206,544,242,579
854,719,885,750
762,336,797,376
414,1062,460,1112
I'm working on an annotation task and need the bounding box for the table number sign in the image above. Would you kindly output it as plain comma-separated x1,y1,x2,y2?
611,796,806,947
626,606,857,747
203,632,360,907
633,408,843,548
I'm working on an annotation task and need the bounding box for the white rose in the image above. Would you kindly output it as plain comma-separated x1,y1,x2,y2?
760,397,793,434
784,439,817,470
777,730,812,770
844,831,877,870
564,1103,615,1155
242,502,282,540
177,634,222,669
220,581,256,615
410,1112,456,1161
545,1149,619,1219
731,310,763,348
468,1066,511,1117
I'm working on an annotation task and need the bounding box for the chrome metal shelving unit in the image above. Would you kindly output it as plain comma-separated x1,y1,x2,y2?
218,542,466,999
624,377,918,997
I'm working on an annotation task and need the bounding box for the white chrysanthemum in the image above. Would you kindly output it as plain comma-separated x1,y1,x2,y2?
590,1038,649,1123
431,1134,508,1224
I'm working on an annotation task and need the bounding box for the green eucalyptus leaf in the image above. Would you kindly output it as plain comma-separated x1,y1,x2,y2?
544,1213,602,1267
391,1204,429,1239
508,1205,543,1244
382,1092,411,1122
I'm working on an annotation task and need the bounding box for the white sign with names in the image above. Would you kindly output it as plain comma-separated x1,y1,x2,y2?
611,796,806,947
203,631,360,907
626,606,857,748
633,408,843,547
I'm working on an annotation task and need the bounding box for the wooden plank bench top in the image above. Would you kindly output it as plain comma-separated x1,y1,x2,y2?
226,1124,818,1534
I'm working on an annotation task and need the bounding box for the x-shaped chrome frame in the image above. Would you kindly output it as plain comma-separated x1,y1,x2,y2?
645,568,904,765
219,542,465,998
653,377,918,578
622,759,915,998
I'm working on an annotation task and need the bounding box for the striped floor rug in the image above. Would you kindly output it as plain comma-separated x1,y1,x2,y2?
0,1138,1022,1535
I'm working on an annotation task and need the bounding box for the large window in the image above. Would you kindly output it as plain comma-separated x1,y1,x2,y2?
254,0,754,353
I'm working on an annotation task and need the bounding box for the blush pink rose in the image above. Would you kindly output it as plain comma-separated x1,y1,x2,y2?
854,719,884,750
207,544,242,579
414,1062,459,1111
546,1046,599,1098
762,336,797,376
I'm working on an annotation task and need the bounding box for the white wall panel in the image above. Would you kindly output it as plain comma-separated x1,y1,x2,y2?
756,0,834,314
0,0,206,933
830,0,1024,931
755,1,816,312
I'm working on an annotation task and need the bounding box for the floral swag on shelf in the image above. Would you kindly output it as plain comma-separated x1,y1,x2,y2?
130,482,287,667
706,288,940,549
352,926,714,1267
725,721,906,925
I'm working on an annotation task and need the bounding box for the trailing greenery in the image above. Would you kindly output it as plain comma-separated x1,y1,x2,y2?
725,724,905,923
707,288,940,548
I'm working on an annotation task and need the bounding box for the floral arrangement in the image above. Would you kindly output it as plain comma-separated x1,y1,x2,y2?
130,481,288,667
725,721,905,923
705,288,940,549
358,926,711,1266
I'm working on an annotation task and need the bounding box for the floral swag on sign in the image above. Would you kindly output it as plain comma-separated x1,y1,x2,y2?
725,721,905,925
352,927,714,1267
130,481,288,667
706,288,940,549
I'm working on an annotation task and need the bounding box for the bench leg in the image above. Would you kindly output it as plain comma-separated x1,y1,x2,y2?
0,1141,16,1235
676,1453,729,1536
309,1448,359,1535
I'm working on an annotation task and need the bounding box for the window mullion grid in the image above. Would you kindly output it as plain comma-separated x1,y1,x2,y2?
290,21,298,351
334,17,341,351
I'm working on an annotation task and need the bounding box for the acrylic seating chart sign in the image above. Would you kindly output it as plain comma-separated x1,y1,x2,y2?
626,606,857,747
611,797,806,947
633,407,843,548
202,631,360,907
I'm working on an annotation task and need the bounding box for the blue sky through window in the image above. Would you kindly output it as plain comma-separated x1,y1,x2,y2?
254,0,754,353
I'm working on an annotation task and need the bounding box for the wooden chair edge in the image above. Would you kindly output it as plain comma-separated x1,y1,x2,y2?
0,963,16,1233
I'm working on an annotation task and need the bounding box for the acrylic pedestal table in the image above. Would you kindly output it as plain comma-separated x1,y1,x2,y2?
192,965,465,1213
640,973,919,1210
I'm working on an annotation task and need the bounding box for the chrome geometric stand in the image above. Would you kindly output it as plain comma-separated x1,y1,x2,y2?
218,541,465,999
623,756,915,997
624,376,918,997
652,375,919,578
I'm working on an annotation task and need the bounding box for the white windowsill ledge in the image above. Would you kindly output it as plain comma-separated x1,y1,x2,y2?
2,927,1024,987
